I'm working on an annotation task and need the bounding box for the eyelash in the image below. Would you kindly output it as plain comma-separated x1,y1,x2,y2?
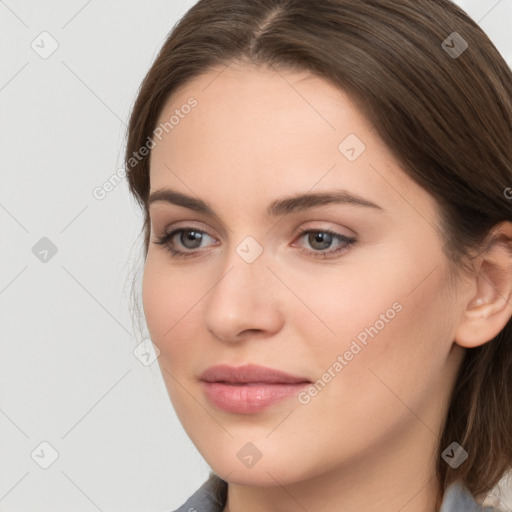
153,227,356,260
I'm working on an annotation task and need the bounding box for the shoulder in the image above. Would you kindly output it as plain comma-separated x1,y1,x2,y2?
440,480,504,512
171,474,227,512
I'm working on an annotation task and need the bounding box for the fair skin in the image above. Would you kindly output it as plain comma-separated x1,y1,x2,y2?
142,61,512,512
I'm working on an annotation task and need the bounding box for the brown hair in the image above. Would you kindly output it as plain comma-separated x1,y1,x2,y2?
125,0,512,507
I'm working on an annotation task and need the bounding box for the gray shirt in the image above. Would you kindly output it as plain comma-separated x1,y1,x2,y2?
172,475,503,512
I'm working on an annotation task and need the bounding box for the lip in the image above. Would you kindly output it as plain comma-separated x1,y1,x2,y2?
199,364,311,414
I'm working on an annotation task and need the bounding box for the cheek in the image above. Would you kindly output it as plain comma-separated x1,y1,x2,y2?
313,242,452,353
142,260,205,415
301,259,456,420
142,258,197,348
290,258,404,356
142,260,170,342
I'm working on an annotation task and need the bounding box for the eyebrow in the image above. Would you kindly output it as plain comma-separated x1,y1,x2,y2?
147,188,384,217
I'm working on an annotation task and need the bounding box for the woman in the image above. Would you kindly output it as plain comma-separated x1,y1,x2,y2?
125,0,512,510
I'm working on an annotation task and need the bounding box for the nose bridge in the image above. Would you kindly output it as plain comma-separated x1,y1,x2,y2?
217,229,270,292
211,233,270,310
203,232,284,341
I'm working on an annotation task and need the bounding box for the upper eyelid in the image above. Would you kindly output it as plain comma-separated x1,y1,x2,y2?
168,227,216,242
158,220,354,236
155,219,213,238
149,208,231,236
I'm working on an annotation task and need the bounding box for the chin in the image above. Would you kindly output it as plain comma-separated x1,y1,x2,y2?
203,444,319,488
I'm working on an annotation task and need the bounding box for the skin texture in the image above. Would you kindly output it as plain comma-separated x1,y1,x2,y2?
142,61,512,512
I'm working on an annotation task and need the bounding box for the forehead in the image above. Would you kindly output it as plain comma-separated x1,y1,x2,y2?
147,62,437,223
150,63,371,180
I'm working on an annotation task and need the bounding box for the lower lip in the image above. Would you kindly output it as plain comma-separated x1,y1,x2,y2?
201,381,309,414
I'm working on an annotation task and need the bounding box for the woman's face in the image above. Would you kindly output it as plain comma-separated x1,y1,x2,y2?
143,62,468,488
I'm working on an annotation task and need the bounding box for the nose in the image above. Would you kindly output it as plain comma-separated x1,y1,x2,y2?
203,243,285,343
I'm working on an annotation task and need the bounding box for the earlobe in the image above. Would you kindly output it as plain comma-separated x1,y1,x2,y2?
454,222,512,349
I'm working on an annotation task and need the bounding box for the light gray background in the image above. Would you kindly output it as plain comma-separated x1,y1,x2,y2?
1,1,511,511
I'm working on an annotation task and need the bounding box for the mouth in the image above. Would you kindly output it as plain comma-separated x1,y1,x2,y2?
199,364,311,414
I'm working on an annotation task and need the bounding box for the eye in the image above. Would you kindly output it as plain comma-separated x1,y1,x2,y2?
153,228,217,258
152,226,356,260
293,228,356,259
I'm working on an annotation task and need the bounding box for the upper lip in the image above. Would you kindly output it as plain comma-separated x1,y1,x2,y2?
200,364,311,384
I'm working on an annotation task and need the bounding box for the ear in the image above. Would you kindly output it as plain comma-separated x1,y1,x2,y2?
454,221,512,349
